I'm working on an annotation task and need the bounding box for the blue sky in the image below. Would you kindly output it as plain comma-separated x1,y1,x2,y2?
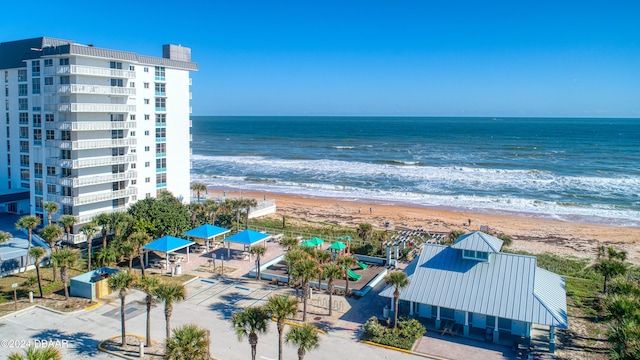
2,1,639,117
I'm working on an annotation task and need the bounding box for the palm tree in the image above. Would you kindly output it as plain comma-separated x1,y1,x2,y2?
108,271,137,346
594,245,629,294
203,199,219,225
8,346,61,360
155,282,187,339
59,214,77,246
265,294,299,360
28,247,45,298
315,251,331,290
16,215,40,272
280,237,298,252
43,202,59,225
250,245,267,281
165,323,210,360
94,213,111,249
128,231,151,276
286,323,320,360
110,212,133,238
385,271,410,327
95,244,119,267
50,248,80,300
285,248,307,292
80,223,98,271
226,198,245,231
323,263,343,316
38,224,63,282
0,230,10,262
231,306,270,360
138,276,159,347
191,182,207,203
119,240,136,270
292,258,318,322
242,198,258,229
336,255,358,296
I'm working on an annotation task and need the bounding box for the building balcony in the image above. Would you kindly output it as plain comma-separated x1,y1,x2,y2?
50,138,137,150
57,171,137,188
47,154,136,169
57,84,136,96
44,103,136,113
46,121,137,131
47,188,137,207
44,65,135,78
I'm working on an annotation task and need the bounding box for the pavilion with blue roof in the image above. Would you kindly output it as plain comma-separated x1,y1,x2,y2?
183,224,230,252
224,229,271,261
143,236,194,270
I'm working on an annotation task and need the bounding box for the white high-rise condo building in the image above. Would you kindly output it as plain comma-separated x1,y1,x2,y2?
0,37,197,241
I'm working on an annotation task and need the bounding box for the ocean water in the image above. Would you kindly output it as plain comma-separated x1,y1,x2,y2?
190,117,640,227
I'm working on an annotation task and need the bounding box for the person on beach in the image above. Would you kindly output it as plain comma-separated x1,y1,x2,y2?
369,207,373,214
358,207,361,214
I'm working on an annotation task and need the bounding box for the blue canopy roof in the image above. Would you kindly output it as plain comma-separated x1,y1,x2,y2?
143,236,195,253
183,224,230,239
225,230,270,246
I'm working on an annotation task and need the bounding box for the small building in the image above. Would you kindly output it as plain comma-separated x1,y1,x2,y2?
380,231,568,353
70,267,120,300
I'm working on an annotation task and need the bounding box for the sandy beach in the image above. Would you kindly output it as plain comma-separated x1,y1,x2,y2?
208,188,640,264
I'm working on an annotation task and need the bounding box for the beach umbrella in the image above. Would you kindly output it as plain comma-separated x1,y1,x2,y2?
300,240,314,247
342,236,352,242
310,237,324,247
328,241,347,251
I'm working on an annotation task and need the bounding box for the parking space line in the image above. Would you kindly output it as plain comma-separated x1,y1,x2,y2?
248,291,273,307
196,283,237,305
186,281,218,301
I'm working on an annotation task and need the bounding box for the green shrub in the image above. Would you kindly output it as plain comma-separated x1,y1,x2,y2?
362,317,426,350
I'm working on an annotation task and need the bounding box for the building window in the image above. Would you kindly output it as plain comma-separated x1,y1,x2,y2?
47,166,56,176
131,179,137,185
59,58,69,66
32,78,41,94
18,84,28,96
112,147,125,156
35,181,43,195
61,186,72,196
144,82,149,89
144,114,150,120
46,130,55,140
20,155,30,166
34,163,43,177
44,77,53,86
112,164,125,173
129,82,135,88
156,143,166,154
45,114,54,122
111,114,124,122
60,76,70,85
61,150,71,159
130,114,136,120
144,130,150,136
144,99,150,105
33,129,42,144
156,128,166,138
155,114,166,125
33,114,42,127
19,127,29,138
130,131,135,136
20,140,29,152
144,67,149,73
18,70,27,82
131,163,136,169
110,79,124,87
156,158,166,169
154,66,165,79
21,169,30,180
156,173,167,185
129,65,135,71
145,161,150,167
144,146,150,152
62,205,72,215
21,183,30,189
19,99,28,110
111,130,124,139
155,98,166,109
47,184,57,194
61,130,71,141
31,61,40,76
112,181,126,191
109,61,122,69
5,70,8,82
113,198,125,208
62,167,71,177
44,59,53,67
145,177,150,183
19,113,28,124
154,83,166,95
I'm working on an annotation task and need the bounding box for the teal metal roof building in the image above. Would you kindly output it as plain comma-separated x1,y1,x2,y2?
380,231,567,353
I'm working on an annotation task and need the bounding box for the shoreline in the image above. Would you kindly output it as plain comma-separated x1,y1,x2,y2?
204,186,640,264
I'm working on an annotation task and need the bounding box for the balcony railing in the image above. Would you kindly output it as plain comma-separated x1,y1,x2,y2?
72,154,137,169
73,188,138,206
73,207,127,228
58,84,136,96
45,65,135,78
44,103,136,113
58,171,137,187
54,138,137,150
46,121,137,131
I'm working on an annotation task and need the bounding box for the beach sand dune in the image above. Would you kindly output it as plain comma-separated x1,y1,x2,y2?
212,189,640,264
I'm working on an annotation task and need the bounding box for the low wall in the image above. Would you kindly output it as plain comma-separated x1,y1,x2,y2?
353,267,388,297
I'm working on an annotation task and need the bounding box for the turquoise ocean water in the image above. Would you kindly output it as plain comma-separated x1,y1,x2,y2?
190,117,640,227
